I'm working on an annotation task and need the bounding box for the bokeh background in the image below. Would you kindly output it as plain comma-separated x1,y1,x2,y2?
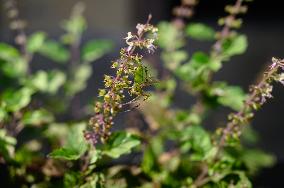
1,0,284,186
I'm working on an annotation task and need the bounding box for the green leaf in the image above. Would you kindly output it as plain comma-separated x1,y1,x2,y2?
65,64,92,96
142,136,163,174
103,131,140,158
180,125,212,157
218,86,246,110
0,43,27,77
64,171,82,188
142,145,157,174
176,53,220,91
89,149,102,164
190,52,210,66
0,107,6,122
214,171,252,188
134,65,148,84
222,35,248,57
14,147,36,165
79,173,105,188
63,122,88,152
47,70,67,93
48,122,88,160
157,21,184,50
241,149,276,175
162,50,188,70
62,14,86,36
27,32,46,53
241,126,259,145
175,52,210,82
186,23,215,41
155,78,177,96
22,109,54,126
235,172,252,188
39,40,70,63
0,129,16,161
210,82,246,111
48,148,82,160
0,43,20,61
44,123,69,140
26,71,49,91
82,39,113,63
1,87,34,112
26,70,66,94
1,58,27,78
208,58,222,72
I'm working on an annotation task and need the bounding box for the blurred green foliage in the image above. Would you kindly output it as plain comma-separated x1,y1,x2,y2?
0,0,279,188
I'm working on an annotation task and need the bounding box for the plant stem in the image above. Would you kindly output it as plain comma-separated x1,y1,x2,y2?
70,36,82,119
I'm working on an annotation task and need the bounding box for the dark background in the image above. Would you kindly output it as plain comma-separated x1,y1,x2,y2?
1,0,284,186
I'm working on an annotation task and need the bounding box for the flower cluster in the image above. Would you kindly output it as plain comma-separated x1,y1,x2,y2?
220,58,284,143
4,0,31,66
172,0,198,20
84,16,158,145
213,0,250,53
194,57,284,187
4,0,27,49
